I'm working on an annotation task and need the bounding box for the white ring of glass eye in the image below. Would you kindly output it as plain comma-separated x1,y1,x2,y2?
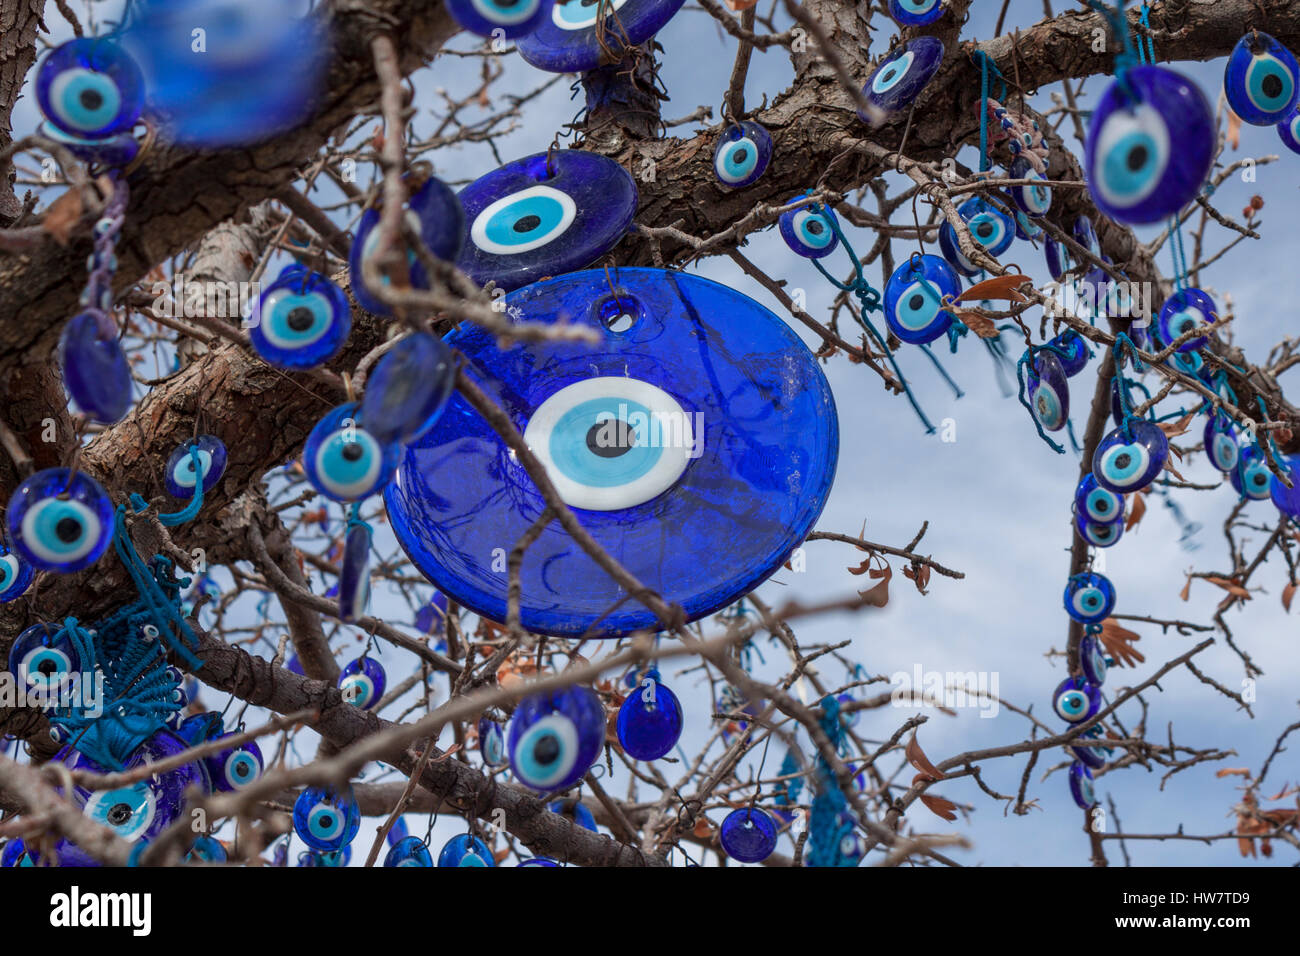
715,137,760,185
552,0,630,30
1246,53,1297,112
1082,520,1119,546
513,714,580,788
313,428,384,499
48,68,121,132
1098,441,1152,490
892,280,944,331
0,553,20,594
308,802,345,841
346,568,371,620
1243,463,1272,499
85,785,156,842
1031,380,1065,429
341,673,376,708
791,209,834,250
19,645,73,693
21,497,100,564
1020,172,1051,215
1071,587,1106,618
224,749,261,789
470,185,577,255
361,210,422,275
523,377,693,512
473,0,542,26
1211,433,1239,472
1084,488,1121,523
1055,690,1088,721
169,449,213,490
1092,103,1170,208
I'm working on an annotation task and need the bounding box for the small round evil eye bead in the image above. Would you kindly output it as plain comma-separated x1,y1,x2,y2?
888,0,942,26
1225,31,1300,126
1278,104,1300,153
1053,676,1102,724
7,468,114,573
507,686,605,792
713,121,773,189
1204,415,1241,473
302,402,401,502
445,0,553,38
778,197,840,258
478,718,508,766
1092,419,1169,495
548,799,598,832
1157,287,1217,352
616,669,684,761
883,254,959,345
1071,725,1108,769
1044,236,1075,283
1008,156,1051,218
0,545,34,603
938,196,1014,276
1013,209,1043,241
59,311,132,425
1075,512,1124,549
8,622,83,700
1028,351,1070,433
719,807,778,864
1050,330,1089,377
350,176,465,317
519,857,560,866
1080,635,1110,686
338,657,386,710
384,835,433,867
858,37,945,116
1074,473,1125,526
204,735,264,792
358,332,456,447
1268,454,1300,519
36,38,144,138
249,266,351,370
1068,761,1097,809
437,833,495,867
1086,65,1214,224
1063,572,1116,625
163,435,228,499
293,785,361,852
187,836,228,864
1231,444,1274,501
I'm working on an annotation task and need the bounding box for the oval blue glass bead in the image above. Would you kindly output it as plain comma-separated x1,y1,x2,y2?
1278,104,1300,153
303,402,401,502
1232,444,1274,501
60,311,132,424
293,785,361,852
516,0,687,73
548,799,598,832
384,269,838,636
1092,419,1169,494
446,0,553,38
384,835,433,867
1074,473,1125,526
778,198,840,258
616,672,683,761
518,857,560,866
1157,287,1216,352
359,332,456,447
1224,31,1300,126
338,522,371,623
1028,351,1070,432
1063,572,1116,624
164,435,227,499
507,686,605,791
1050,330,1088,377
204,734,264,792
1069,761,1097,809
1,839,32,867
1044,235,1073,282
250,266,351,370
7,468,114,573
387,816,410,846
350,176,465,317
36,37,143,138
478,718,508,766
8,622,83,699
456,150,637,292
713,121,773,188
858,37,945,116
883,254,958,345
938,196,1014,276
1204,414,1240,473
0,545,34,603
1080,635,1109,686
1009,156,1051,217
187,836,228,863
1269,454,1300,519
1071,725,1108,769
338,657,386,710
437,833,495,867
719,807,778,863
889,0,942,26
1053,676,1101,724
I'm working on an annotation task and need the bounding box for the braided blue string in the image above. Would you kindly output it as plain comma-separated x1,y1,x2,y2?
113,505,202,669
1016,347,1066,454
807,696,856,867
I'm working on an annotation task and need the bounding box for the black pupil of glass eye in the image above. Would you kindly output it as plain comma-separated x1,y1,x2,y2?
38,659,56,675
318,813,333,829
587,420,635,458
882,68,897,82
1126,144,1148,171
733,148,748,164
108,803,133,826
1095,499,1109,513
287,306,315,332
533,734,560,766
80,89,104,111
806,220,823,235
1254,474,1267,485
1114,453,1131,469
514,215,542,233
908,294,925,311
55,517,82,543
580,0,598,7
341,442,363,462
976,222,993,238
1263,73,1283,98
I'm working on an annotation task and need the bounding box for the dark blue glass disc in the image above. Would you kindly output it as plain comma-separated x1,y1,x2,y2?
384,268,839,636
60,311,132,424
889,0,942,26
516,0,687,73
446,0,553,38
456,150,637,293
858,37,945,116
1278,104,1300,153
1063,571,1115,624
1092,419,1169,494
1069,760,1096,808
1232,444,1273,501
164,435,228,499
339,522,372,623
719,807,777,863
615,671,683,760
1224,31,1300,126
359,332,456,446
0,546,34,603
1269,454,1300,519
250,266,351,370
384,835,433,867
7,468,114,573
36,38,143,138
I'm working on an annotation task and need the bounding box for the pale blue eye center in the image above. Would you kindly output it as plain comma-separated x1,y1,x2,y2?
323,432,376,480
483,194,567,247
548,397,663,488
51,68,121,131
1248,55,1295,109
30,499,94,554
1102,130,1159,193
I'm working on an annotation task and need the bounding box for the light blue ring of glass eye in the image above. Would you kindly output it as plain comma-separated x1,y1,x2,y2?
1031,380,1066,430
224,750,261,788
552,0,629,30
48,68,122,133
871,51,915,94
1246,52,1297,116
472,0,543,26
0,551,32,601
1097,441,1151,489
20,496,103,567
715,137,760,185
1092,103,1169,209
513,714,579,789
794,209,834,249
260,289,337,351
470,185,577,255
85,784,155,842
313,430,385,500
1084,487,1121,523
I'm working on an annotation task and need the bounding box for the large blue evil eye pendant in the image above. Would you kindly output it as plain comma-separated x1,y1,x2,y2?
8,622,84,699
384,269,839,636
1075,473,1125,526
384,836,433,867
889,0,943,26
303,403,401,502
250,266,351,370
7,468,114,573
1081,635,1109,686
36,38,144,138
1204,414,1240,473
779,198,840,258
1225,32,1300,125
938,196,1014,276
1028,351,1069,432
1053,676,1101,724
478,717,508,766
204,735,264,792
1231,444,1274,501
1278,104,1300,153
456,150,637,293
883,254,958,345
516,0,687,73
0,545,34,603
1157,287,1216,352
616,669,684,761
445,0,553,38
350,176,465,317
438,833,495,867
1063,572,1116,624
293,785,361,851
1068,761,1097,809
1269,454,1300,519
719,807,778,863
358,332,456,447
1075,510,1124,549
1086,65,1214,224
59,311,132,424
1092,420,1169,494
1009,157,1051,218
1050,329,1089,377
859,37,945,116
339,523,372,623
507,686,605,792
164,435,227,499
713,122,773,188
339,657,386,710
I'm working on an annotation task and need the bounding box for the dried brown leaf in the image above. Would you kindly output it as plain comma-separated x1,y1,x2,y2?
1099,617,1145,668
1283,582,1296,613
42,188,83,245
1158,410,1195,439
1203,575,1252,600
955,274,1031,303
1215,768,1252,778
919,793,959,821
951,308,1000,338
1125,492,1146,531
905,734,945,781
858,563,891,607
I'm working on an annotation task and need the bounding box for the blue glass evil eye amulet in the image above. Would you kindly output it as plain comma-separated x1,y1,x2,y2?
1063,572,1115,624
1278,104,1300,153
938,196,1014,276
358,332,456,447
7,468,114,573
339,522,372,623
384,836,433,867
1232,444,1273,501
779,198,840,258
384,268,839,636
1225,32,1300,125
719,807,778,863
713,122,773,188
1075,510,1124,548
507,686,605,791
1075,473,1124,526
859,37,945,116
1157,287,1216,352
0,546,34,603
616,670,683,761
8,622,84,698
1069,761,1097,809
883,254,958,345
1092,419,1169,495
1028,351,1069,432
438,833,495,867
204,735,264,792
164,435,227,499
303,403,401,502
1086,65,1214,225
293,785,361,852
445,0,553,38
60,312,132,425
516,0,687,73
1204,415,1240,473
456,150,637,293
251,266,351,370
1269,454,1300,519
36,38,143,138
1053,677,1101,724
889,0,942,27
339,657,386,710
